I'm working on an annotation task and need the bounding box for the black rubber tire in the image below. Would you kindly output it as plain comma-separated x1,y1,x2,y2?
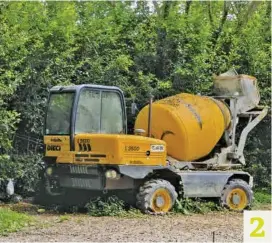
220,178,253,212
136,179,177,213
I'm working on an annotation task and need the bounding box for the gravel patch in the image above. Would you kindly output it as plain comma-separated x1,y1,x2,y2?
0,211,244,242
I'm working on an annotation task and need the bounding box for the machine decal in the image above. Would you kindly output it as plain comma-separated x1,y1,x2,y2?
84,158,99,162
129,160,144,164
79,139,91,143
150,145,164,152
50,138,62,142
47,145,61,151
78,139,91,152
125,146,140,152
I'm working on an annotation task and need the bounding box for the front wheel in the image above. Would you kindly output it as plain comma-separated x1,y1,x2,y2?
136,179,177,213
220,179,253,212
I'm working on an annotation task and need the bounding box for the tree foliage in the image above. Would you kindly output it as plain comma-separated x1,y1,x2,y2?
0,1,270,191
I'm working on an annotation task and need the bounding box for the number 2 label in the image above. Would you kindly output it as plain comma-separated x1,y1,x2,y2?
244,211,271,243
250,217,265,238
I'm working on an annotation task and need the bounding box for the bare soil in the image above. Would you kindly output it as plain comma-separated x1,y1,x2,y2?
0,211,244,242
0,203,270,242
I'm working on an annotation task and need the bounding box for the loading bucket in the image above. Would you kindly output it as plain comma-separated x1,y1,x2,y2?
213,74,260,113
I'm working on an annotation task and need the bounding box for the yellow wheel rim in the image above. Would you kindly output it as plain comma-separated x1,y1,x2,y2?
151,188,172,212
227,188,248,210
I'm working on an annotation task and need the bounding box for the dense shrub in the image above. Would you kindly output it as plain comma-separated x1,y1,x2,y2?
173,198,222,215
0,1,270,193
244,116,271,191
0,154,43,197
85,196,142,217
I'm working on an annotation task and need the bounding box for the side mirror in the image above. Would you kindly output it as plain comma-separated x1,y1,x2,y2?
131,102,138,115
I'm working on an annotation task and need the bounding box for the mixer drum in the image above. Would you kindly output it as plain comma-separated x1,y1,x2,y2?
135,93,231,161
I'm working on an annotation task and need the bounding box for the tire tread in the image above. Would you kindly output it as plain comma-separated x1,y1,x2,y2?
136,179,177,213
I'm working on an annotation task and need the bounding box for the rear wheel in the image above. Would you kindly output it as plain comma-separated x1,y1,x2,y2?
220,179,253,211
136,179,177,213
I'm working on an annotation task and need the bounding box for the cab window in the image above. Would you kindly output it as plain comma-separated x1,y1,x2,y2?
45,92,74,135
75,89,124,134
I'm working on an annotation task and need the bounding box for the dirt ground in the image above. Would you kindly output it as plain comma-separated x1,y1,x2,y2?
1,203,271,242
0,210,249,242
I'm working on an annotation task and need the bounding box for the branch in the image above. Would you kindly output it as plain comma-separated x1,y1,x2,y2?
239,1,262,30
153,0,160,15
185,0,192,15
207,1,214,27
162,1,171,19
108,1,116,7
212,0,230,47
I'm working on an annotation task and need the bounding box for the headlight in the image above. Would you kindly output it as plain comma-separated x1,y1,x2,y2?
105,169,120,179
46,167,53,176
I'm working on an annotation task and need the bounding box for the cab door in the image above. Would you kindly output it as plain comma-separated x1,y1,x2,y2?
73,88,126,139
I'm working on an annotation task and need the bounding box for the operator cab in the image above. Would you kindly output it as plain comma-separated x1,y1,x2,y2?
45,84,127,149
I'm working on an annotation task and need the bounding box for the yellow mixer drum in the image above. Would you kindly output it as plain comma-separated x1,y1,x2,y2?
135,93,231,161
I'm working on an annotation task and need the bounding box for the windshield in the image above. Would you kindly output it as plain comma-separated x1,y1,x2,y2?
75,89,123,134
45,92,74,135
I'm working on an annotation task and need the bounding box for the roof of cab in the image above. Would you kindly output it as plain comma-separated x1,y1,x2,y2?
50,84,123,93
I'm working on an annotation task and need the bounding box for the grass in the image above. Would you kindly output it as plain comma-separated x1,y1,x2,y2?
0,207,34,236
85,192,271,217
172,198,223,215
8,202,40,214
1,190,267,232
57,214,71,223
254,190,271,204
85,196,223,217
252,190,271,210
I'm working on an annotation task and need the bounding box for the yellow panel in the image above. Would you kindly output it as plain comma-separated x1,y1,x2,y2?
135,93,231,161
44,134,166,166
74,134,167,166
44,136,70,158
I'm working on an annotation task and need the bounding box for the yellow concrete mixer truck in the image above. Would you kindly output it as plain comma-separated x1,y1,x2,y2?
42,71,267,213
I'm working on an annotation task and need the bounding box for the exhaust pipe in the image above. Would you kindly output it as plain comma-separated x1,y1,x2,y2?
147,94,153,137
